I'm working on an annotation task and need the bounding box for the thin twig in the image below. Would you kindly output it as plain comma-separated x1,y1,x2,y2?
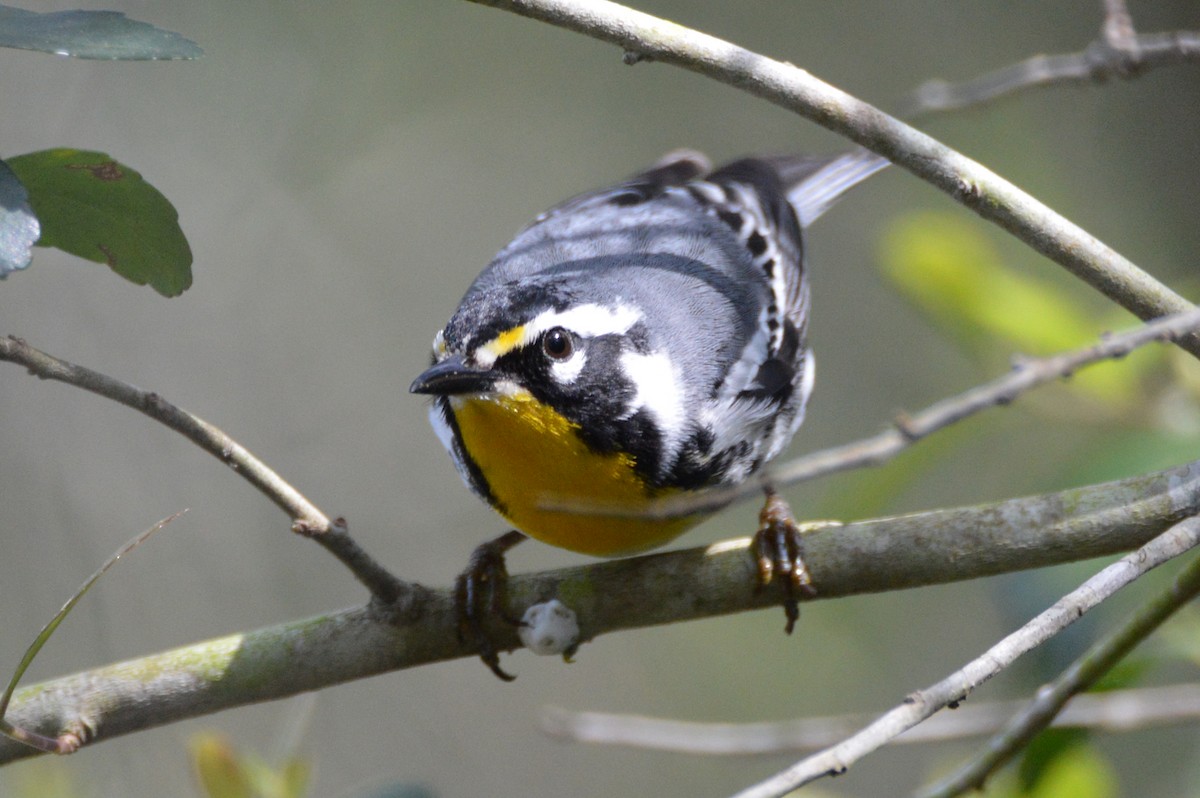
0,512,183,754
917,525,1200,798
899,6,1198,120
1103,0,1137,51
1,460,1197,764
0,336,411,605
556,306,1200,519
732,515,1200,798
464,0,1200,357
899,31,1199,118
541,683,1200,754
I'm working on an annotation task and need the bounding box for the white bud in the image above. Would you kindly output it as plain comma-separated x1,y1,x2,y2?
519,599,580,656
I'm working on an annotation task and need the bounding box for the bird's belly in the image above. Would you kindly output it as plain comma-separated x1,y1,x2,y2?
449,392,699,557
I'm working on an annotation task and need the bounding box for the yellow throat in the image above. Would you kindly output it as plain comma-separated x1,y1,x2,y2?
449,390,700,557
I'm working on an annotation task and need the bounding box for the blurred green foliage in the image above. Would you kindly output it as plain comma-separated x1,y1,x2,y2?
191,732,310,798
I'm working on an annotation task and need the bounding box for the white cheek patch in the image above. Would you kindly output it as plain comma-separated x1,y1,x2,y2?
619,349,686,468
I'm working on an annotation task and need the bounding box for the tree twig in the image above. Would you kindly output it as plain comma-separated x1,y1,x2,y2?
541,683,1200,754
463,0,1200,357
917,526,1200,798
0,460,1197,765
899,12,1199,119
733,515,1200,798
1102,0,1137,50
0,336,412,606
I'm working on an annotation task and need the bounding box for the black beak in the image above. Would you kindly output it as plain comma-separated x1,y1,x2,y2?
409,355,496,396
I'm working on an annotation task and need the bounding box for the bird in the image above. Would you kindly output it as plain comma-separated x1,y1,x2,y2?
410,147,887,679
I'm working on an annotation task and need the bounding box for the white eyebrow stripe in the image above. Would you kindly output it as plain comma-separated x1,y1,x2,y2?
473,302,642,369
528,303,642,338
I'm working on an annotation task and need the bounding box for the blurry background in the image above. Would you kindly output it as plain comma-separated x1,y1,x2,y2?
1,2,1198,796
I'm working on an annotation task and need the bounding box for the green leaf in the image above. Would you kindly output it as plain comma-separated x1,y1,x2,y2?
1156,605,1200,666
0,158,39,277
1018,728,1089,792
5,149,192,296
0,5,201,60
879,213,1092,350
191,733,255,798
278,759,312,798
1087,657,1152,693
878,211,1162,410
1024,741,1119,798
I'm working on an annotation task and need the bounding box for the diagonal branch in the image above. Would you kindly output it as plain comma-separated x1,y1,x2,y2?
464,0,1200,357
917,538,1200,796
1,459,1197,765
734,514,1200,798
0,335,413,606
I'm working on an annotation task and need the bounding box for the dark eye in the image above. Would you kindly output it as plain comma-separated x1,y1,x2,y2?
541,327,574,361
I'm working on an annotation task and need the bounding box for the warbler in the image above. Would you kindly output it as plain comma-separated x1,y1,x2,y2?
411,148,886,678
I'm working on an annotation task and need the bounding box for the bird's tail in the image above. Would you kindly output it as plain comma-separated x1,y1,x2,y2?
767,149,890,228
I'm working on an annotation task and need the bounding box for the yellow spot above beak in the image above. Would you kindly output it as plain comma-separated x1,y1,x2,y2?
478,324,529,364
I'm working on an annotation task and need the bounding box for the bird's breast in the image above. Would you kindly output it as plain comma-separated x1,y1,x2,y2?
448,391,701,556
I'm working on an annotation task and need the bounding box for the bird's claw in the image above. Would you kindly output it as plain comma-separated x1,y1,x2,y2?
455,530,527,681
752,492,828,634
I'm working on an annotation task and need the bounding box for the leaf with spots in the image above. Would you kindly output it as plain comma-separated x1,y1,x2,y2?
0,6,202,60
5,149,193,296
0,158,39,278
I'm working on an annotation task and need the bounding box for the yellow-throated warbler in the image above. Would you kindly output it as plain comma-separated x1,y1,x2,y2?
411,148,887,678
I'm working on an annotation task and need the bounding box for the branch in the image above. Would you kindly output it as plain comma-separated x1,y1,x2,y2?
541,683,1200,754
734,515,1200,798
917,535,1200,796
1,460,1197,765
464,0,1200,357
2,307,1198,760
579,306,1200,518
900,25,1200,118
0,336,413,606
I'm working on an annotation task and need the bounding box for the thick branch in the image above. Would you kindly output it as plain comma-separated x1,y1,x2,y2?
464,0,1200,356
1,460,1198,764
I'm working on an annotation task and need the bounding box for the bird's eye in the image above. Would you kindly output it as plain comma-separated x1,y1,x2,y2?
541,327,574,361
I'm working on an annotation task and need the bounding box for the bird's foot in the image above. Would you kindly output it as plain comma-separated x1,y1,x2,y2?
455,530,527,681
